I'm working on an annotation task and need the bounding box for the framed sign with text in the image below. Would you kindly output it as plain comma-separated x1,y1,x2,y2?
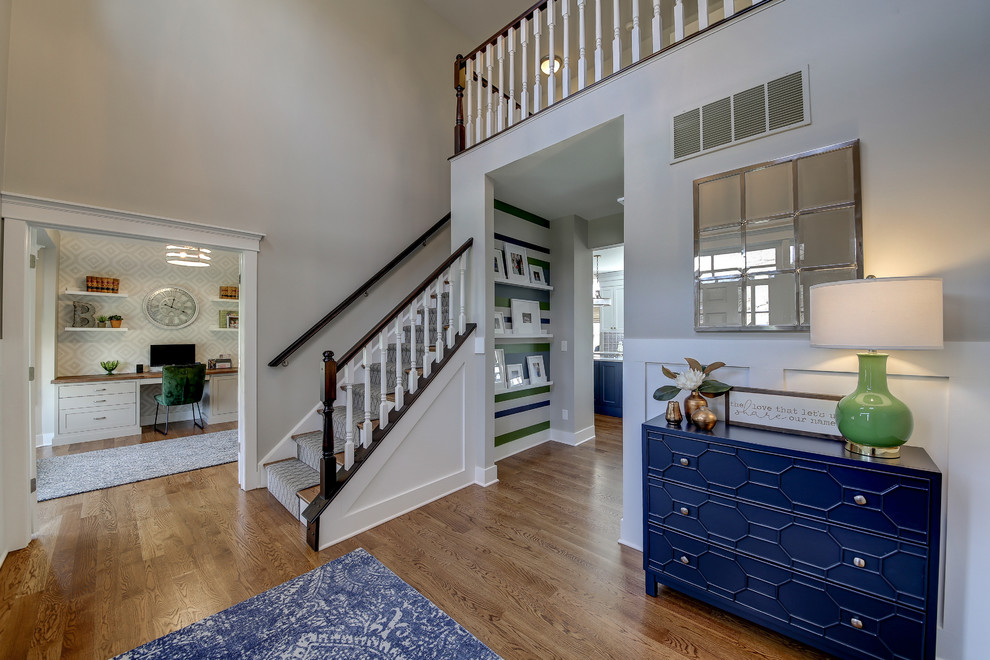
726,387,843,440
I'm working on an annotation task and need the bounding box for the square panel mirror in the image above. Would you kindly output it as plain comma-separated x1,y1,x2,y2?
694,139,863,331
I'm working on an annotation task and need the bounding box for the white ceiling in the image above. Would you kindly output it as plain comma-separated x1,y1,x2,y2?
488,118,624,223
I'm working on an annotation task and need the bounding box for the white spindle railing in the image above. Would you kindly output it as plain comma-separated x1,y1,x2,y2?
362,345,372,447
408,299,418,394
344,363,355,468
379,330,389,427
453,1,773,153
394,315,404,411
421,288,433,379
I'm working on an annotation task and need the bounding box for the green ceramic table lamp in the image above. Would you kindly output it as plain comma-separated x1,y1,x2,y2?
809,277,943,458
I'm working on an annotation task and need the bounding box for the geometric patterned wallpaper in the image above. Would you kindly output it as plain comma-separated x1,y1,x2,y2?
57,230,240,380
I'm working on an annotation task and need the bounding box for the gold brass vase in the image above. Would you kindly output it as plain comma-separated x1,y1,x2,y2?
684,391,707,418
691,406,717,431
665,401,683,425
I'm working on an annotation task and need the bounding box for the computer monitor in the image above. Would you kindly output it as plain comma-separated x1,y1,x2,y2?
150,343,196,367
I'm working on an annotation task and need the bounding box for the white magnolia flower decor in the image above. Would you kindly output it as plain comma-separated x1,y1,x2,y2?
653,357,732,402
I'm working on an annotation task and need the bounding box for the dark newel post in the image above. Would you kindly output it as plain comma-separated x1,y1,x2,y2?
454,54,466,154
320,350,337,499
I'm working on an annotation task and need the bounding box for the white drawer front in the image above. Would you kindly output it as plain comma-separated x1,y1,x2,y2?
59,392,135,411
59,382,136,398
60,404,137,434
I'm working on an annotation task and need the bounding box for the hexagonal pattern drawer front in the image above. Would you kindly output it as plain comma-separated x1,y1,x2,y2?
647,479,929,608
647,527,927,660
646,432,932,544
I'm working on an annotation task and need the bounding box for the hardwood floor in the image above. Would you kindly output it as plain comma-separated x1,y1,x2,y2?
36,421,239,459
1,415,828,659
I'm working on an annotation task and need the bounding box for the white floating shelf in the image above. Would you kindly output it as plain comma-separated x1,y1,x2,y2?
210,298,240,303
494,333,553,343
495,279,553,291
64,327,128,332
501,380,554,392
63,289,129,298
212,328,239,332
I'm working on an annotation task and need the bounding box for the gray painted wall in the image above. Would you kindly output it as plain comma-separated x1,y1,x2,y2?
589,212,623,249
1,0,465,458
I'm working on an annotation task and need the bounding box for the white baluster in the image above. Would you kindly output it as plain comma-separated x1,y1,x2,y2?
362,345,371,447
445,268,455,349
497,35,506,131
631,0,641,63
520,18,530,119
674,0,685,42
485,43,494,139
408,300,418,394
508,27,517,126
458,253,467,335
435,272,445,362
561,0,571,98
465,57,474,147
532,9,542,114
652,0,662,53
577,0,587,90
594,0,603,82
344,363,354,469
724,0,735,19
475,53,483,142
547,1,556,105
698,0,709,30
612,0,621,73
394,316,404,411
379,331,389,428
421,289,432,379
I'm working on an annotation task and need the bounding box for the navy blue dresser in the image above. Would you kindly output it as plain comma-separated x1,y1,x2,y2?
642,417,941,660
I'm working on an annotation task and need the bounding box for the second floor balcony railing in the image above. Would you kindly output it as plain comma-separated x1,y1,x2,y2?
453,0,774,154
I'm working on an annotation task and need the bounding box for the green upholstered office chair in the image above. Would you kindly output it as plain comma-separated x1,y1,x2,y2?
154,363,207,435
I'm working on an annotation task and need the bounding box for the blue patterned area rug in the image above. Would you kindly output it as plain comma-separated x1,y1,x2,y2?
114,548,501,659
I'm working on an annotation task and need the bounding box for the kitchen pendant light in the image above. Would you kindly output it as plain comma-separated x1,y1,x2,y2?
166,244,212,267
593,254,612,306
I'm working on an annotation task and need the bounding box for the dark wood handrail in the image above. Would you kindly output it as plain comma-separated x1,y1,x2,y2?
334,238,473,370
268,213,451,367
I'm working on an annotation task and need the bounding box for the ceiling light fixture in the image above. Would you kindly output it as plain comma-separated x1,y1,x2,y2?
540,55,562,76
166,244,212,267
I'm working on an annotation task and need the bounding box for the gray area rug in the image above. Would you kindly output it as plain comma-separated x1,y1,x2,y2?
37,430,238,501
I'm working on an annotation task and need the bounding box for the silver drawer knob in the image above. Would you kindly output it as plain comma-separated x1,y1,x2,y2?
853,557,866,568
679,507,689,515
850,617,864,629
679,457,689,466
853,495,867,506
680,555,690,565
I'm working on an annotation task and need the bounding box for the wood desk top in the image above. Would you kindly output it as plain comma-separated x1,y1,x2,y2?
53,368,238,385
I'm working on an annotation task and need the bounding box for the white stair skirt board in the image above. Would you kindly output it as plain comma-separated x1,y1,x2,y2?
257,403,323,473
492,427,551,463
314,352,476,549
550,425,596,447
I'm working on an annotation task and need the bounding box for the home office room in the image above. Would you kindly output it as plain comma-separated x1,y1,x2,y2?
32,228,242,500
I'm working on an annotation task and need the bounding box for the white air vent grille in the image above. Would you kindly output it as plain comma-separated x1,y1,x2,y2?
672,68,809,162
673,109,701,159
702,97,732,150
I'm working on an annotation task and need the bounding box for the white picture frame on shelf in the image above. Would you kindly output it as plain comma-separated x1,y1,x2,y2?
494,348,506,371
493,313,506,334
493,248,508,281
506,363,525,388
526,355,547,384
493,363,506,391
530,266,545,286
510,298,541,336
504,243,530,284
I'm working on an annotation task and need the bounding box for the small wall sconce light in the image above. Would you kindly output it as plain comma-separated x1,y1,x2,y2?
540,55,562,76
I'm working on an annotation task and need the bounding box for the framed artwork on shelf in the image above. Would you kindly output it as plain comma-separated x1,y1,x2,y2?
219,309,237,328
494,348,506,371
226,313,239,329
504,243,530,284
510,298,541,335
506,363,526,388
493,248,508,281
493,364,506,391
493,313,506,334
526,355,547,384
530,266,545,286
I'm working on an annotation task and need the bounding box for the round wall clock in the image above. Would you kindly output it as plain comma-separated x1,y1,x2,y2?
144,286,200,329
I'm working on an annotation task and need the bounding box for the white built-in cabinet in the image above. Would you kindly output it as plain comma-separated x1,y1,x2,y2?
597,271,624,333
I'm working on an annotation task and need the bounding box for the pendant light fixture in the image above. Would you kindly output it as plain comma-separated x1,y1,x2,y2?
593,254,612,306
166,245,212,267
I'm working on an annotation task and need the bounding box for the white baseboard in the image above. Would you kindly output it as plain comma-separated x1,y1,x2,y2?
35,433,53,447
550,424,596,446
475,465,498,486
53,425,142,446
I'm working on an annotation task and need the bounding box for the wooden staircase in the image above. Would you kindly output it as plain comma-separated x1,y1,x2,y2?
264,239,475,550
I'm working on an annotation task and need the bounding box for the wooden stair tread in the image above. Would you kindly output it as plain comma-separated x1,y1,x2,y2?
356,419,381,430
404,367,424,375
297,484,319,505
263,457,295,468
